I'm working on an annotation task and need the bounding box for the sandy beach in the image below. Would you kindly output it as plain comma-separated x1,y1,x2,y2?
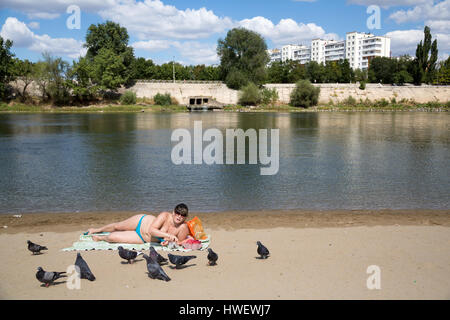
0,209,449,300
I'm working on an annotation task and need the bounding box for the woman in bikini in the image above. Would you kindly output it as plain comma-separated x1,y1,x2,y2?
87,203,192,245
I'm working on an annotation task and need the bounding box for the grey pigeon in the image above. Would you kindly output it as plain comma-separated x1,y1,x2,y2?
36,267,66,287
143,254,171,282
74,253,96,281
27,240,48,255
149,246,168,265
207,248,218,266
118,246,142,264
168,253,196,269
257,241,270,259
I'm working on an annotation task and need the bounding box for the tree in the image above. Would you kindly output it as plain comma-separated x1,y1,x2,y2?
67,57,99,102
12,58,34,102
305,61,325,83
83,21,135,89
0,36,15,101
412,26,438,84
290,80,320,108
217,28,269,89
42,52,70,105
437,57,450,85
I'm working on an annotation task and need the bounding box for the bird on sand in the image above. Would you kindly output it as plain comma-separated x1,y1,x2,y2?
143,254,171,282
74,253,96,281
168,253,196,269
118,246,142,264
27,240,48,255
257,241,270,259
36,267,66,287
207,248,218,266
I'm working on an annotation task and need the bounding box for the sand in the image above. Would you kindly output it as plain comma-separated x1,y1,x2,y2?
0,209,449,300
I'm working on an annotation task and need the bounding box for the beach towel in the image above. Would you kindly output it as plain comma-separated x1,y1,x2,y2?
61,232,210,252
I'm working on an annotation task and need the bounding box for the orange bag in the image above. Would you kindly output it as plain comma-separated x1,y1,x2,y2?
187,216,207,240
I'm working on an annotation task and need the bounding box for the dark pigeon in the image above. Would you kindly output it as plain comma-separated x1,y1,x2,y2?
207,248,218,266
27,240,48,255
118,246,142,264
74,253,96,281
36,267,66,287
257,241,270,259
143,254,171,282
168,253,196,269
149,246,168,265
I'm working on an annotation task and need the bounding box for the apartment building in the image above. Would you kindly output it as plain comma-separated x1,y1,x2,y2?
345,31,390,70
268,31,391,70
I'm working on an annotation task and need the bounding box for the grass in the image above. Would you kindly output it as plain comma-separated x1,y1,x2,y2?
1,100,448,113
0,103,188,113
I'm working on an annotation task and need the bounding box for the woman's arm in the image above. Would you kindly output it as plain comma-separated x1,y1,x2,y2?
149,212,178,242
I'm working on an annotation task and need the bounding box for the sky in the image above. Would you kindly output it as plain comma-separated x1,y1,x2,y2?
0,0,449,65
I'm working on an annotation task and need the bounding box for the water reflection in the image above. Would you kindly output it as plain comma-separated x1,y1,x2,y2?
0,112,448,213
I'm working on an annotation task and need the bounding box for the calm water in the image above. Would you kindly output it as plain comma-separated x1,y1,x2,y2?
0,112,448,213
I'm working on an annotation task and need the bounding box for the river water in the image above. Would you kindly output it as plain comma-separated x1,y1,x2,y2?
0,112,448,213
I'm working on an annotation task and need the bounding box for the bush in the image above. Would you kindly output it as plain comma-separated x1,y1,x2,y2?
359,81,366,90
289,80,320,108
120,91,137,105
225,69,248,90
153,92,172,106
238,82,261,106
344,95,357,106
261,87,279,105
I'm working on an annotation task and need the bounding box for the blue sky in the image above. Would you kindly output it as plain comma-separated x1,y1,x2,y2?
0,0,449,65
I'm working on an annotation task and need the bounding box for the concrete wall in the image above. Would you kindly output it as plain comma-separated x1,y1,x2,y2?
10,80,450,105
130,81,450,105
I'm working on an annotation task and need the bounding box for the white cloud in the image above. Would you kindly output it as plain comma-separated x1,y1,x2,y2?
132,39,219,65
27,21,40,30
389,0,450,23
0,17,86,59
0,0,115,19
386,28,450,57
238,16,340,46
98,0,233,40
347,0,429,8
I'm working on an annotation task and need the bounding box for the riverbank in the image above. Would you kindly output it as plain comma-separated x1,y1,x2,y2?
0,209,449,299
1,101,448,113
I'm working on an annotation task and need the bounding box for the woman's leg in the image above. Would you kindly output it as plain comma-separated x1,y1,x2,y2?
92,231,144,244
87,214,145,235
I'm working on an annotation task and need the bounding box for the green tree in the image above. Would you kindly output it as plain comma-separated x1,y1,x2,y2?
338,59,354,83
12,58,34,101
290,80,320,108
42,53,70,105
130,57,155,80
305,61,325,83
413,26,438,84
217,28,269,89
67,57,99,102
83,21,134,88
436,57,450,84
239,82,261,105
0,36,15,101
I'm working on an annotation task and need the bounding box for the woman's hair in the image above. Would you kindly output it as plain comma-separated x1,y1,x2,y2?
174,203,188,216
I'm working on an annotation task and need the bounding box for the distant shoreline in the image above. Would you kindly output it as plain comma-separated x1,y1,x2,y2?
1,209,448,234
0,102,448,113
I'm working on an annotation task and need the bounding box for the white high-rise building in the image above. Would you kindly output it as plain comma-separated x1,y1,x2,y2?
346,31,390,70
324,40,346,62
293,45,311,64
267,48,281,64
281,44,304,62
267,31,391,70
311,39,329,64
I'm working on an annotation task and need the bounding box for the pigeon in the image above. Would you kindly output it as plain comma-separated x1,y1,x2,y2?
143,254,171,282
27,240,48,255
257,241,270,259
207,248,218,266
36,267,66,287
149,246,168,265
74,253,96,281
118,246,143,264
167,253,196,269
